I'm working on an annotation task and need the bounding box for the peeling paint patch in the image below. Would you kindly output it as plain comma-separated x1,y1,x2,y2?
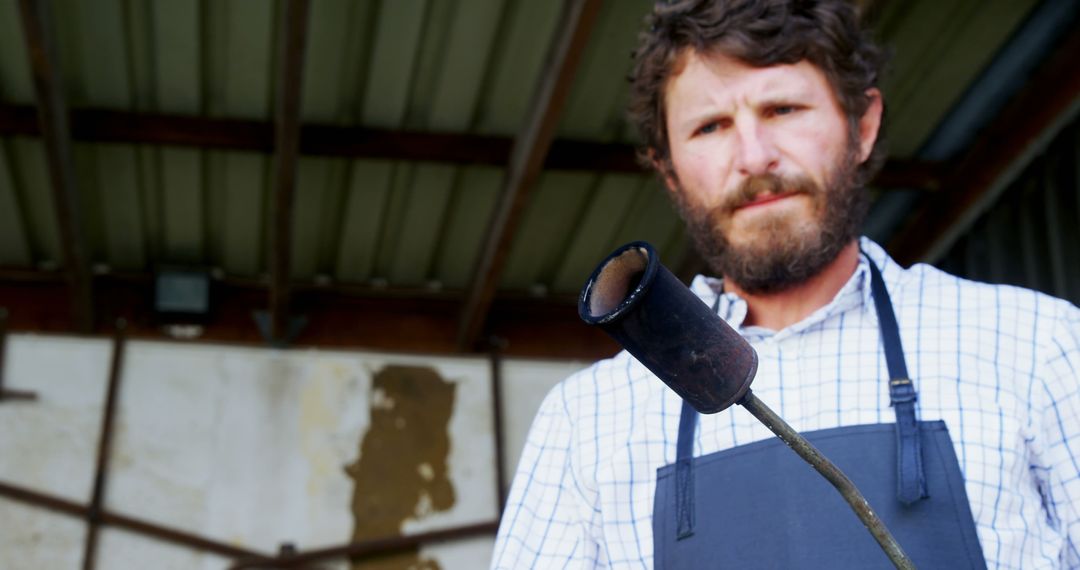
371,387,396,411
417,463,434,481
346,365,456,570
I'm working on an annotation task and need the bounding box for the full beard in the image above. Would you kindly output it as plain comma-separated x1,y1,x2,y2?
671,147,869,295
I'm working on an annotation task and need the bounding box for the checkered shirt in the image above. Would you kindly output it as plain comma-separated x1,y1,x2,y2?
492,238,1080,569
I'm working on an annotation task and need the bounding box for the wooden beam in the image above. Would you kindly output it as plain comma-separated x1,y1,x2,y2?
0,104,941,188
889,29,1080,265
268,0,310,343
16,0,93,333
457,0,605,350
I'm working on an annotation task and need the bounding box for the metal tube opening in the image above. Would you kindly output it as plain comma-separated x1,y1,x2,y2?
587,246,649,318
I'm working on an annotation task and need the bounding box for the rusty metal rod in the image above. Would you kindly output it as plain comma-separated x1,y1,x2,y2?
738,390,916,570
227,520,500,569
488,336,509,513
0,480,272,560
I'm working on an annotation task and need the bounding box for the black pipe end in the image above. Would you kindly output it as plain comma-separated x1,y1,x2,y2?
579,241,758,414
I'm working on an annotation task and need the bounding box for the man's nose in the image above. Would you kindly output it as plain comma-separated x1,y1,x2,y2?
734,122,779,176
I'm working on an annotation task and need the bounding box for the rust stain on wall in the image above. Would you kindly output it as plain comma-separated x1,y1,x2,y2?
345,365,456,570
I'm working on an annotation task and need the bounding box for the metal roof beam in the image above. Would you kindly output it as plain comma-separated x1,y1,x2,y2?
888,28,1080,265
0,275,618,360
0,105,942,189
267,0,311,344
16,0,93,333
457,0,605,351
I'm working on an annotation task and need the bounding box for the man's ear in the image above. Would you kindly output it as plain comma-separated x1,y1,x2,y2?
857,88,883,164
648,148,679,193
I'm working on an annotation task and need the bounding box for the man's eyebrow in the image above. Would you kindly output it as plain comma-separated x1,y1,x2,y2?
673,107,732,129
755,91,811,107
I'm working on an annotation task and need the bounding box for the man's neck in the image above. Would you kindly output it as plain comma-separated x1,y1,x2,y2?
724,241,861,331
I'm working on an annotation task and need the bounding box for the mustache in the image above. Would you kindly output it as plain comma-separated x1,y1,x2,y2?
720,173,821,213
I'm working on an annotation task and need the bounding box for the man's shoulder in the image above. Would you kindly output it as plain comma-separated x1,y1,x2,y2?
886,257,1078,335
903,261,1070,305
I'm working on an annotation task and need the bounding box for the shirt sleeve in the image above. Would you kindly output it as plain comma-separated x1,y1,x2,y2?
1032,304,1080,568
490,378,606,569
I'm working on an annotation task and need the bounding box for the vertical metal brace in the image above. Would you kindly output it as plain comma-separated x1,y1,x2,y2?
488,336,510,515
82,319,128,570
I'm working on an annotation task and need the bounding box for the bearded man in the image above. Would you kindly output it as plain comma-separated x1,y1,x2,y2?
491,1,1080,568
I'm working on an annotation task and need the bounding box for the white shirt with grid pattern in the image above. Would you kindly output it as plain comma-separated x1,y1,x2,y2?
491,238,1080,569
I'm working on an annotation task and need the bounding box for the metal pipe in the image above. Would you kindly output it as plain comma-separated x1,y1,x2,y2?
738,391,915,570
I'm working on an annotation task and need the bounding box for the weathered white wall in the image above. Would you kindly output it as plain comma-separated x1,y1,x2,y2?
0,333,590,570
500,358,586,480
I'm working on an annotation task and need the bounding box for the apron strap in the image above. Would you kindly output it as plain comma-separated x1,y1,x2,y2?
670,261,925,542
670,289,721,539
865,254,927,505
675,400,697,539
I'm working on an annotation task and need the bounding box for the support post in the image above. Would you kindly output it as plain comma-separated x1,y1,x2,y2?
16,0,93,333
267,0,311,345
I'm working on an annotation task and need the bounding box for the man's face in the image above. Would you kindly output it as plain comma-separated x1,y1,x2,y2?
661,50,880,293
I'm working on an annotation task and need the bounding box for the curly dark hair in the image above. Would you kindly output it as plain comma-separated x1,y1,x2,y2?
628,0,888,187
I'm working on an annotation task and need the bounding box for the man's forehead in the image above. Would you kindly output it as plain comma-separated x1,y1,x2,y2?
665,49,828,99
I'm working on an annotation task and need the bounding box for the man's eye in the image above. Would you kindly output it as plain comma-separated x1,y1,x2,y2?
772,105,798,116
694,118,729,136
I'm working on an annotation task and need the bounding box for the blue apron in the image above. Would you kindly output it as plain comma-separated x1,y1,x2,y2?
653,259,987,569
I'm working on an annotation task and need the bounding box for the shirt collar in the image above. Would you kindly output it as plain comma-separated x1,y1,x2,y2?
688,237,897,339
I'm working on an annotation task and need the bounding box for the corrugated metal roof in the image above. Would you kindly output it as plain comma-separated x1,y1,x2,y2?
0,0,666,291
0,0,1070,344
